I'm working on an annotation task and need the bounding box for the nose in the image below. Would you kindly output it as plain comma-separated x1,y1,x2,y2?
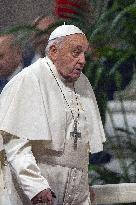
78,53,86,67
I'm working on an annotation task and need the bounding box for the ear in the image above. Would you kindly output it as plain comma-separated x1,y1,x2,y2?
49,44,58,61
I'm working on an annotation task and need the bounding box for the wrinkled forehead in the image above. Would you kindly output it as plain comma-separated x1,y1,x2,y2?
62,33,89,50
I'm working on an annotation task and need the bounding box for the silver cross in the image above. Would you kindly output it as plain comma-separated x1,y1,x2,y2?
70,119,81,150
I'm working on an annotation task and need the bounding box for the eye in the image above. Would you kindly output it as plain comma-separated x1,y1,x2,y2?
72,49,81,58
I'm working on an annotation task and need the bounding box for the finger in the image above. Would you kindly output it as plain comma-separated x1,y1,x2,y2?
47,192,54,205
31,197,40,204
40,191,53,203
47,200,53,205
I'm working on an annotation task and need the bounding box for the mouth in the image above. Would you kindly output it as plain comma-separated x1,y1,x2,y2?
74,68,82,75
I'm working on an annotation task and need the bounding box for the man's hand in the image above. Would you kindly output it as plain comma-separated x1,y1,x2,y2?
31,188,56,205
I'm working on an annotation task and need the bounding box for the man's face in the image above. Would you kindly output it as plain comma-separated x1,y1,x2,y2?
0,36,21,78
52,34,89,81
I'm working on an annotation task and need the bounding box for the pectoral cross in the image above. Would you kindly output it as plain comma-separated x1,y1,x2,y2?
70,119,81,150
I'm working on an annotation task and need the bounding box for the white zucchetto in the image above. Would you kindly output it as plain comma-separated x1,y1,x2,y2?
48,25,85,41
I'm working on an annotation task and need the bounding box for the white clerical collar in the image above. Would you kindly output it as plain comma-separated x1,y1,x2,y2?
7,64,23,82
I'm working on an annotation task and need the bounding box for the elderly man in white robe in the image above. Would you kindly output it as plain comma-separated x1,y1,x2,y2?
0,25,106,205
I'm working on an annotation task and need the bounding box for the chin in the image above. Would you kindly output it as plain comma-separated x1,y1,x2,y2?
73,73,81,80
64,73,81,82
68,76,79,82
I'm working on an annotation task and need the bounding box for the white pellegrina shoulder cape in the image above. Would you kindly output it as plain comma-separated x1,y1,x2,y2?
0,57,106,153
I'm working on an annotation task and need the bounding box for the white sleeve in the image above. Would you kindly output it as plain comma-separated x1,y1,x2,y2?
3,133,51,200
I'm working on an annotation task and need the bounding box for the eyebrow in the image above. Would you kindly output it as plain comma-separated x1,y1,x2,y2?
71,44,90,52
73,45,82,50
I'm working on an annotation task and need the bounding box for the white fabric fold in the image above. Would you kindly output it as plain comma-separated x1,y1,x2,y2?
3,136,50,200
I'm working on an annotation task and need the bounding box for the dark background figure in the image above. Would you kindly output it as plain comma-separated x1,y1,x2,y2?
0,34,23,92
23,15,56,67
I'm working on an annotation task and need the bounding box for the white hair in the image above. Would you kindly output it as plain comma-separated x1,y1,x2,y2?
45,37,65,55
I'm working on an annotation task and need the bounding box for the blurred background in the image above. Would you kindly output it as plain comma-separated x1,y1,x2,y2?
1,0,136,203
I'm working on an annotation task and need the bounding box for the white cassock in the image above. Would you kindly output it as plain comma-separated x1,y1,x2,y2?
0,56,106,205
